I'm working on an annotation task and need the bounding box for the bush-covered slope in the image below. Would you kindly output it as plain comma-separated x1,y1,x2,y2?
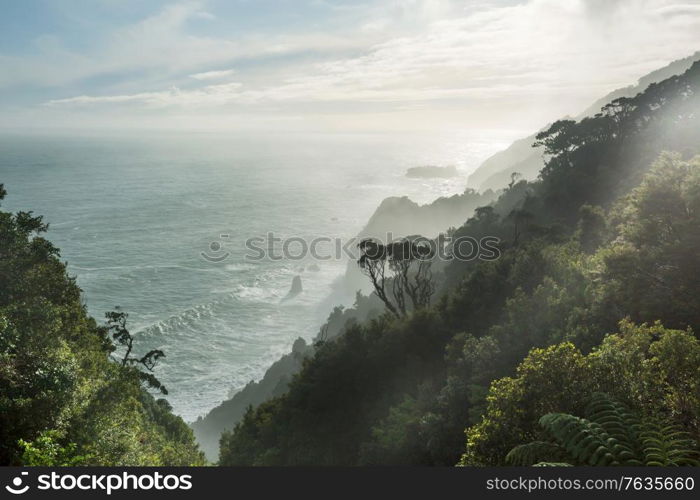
218,62,700,466
463,321,700,466
468,51,700,191
0,186,205,466
191,337,313,460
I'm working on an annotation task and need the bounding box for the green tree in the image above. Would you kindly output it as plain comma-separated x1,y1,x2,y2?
0,185,204,465
460,321,700,466
599,154,700,329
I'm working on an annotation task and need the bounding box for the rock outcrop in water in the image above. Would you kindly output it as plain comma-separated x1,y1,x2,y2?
405,165,458,178
281,275,302,302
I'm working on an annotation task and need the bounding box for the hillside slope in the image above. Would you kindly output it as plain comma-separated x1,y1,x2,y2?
218,61,700,466
0,187,205,466
469,51,700,191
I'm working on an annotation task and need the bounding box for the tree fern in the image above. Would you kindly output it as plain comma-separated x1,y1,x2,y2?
537,412,619,465
640,423,699,466
583,393,644,465
506,393,700,466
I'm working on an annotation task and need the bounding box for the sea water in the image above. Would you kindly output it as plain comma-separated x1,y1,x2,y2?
0,130,512,421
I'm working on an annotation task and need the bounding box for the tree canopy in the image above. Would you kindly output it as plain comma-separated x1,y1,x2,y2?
0,185,204,465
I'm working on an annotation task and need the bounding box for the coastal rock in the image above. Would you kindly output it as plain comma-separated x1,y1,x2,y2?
405,165,458,178
359,190,496,240
282,275,302,302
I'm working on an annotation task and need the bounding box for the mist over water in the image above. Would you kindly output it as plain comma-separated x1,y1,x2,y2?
0,131,512,421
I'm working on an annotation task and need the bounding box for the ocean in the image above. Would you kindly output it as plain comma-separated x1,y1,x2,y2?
0,130,511,422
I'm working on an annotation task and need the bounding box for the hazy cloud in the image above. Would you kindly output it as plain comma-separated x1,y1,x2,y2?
190,69,237,81
2,0,699,131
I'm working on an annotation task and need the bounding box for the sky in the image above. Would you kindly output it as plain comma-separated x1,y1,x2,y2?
0,0,699,134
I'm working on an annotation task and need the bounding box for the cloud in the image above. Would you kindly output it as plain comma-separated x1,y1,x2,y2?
189,69,236,81
47,1,700,106
5,0,700,131
45,83,244,107
654,2,700,15
0,0,367,91
193,10,216,20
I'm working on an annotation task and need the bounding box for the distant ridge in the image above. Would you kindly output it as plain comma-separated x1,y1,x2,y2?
468,51,700,192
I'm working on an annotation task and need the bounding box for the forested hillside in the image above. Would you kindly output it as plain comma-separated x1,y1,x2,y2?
4,59,698,470
218,62,700,466
0,187,204,466
467,51,699,191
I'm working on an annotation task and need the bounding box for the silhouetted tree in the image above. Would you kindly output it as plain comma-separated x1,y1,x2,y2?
357,239,399,318
358,237,436,317
106,310,168,394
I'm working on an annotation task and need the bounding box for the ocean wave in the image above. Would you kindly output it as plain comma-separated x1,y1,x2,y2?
232,284,280,301
224,263,257,272
71,264,219,273
135,283,283,340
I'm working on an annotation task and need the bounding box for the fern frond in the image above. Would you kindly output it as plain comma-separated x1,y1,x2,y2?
505,395,699,467
538,413,617,465
640,422,700,466
584,393,643,464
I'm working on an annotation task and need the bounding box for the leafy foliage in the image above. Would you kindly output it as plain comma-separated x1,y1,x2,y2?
8,57,700,468
640,424,699,466
19,431,90,466
462,322,700,466
218,61,700,465
507,394,699,466
0,185,204,465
